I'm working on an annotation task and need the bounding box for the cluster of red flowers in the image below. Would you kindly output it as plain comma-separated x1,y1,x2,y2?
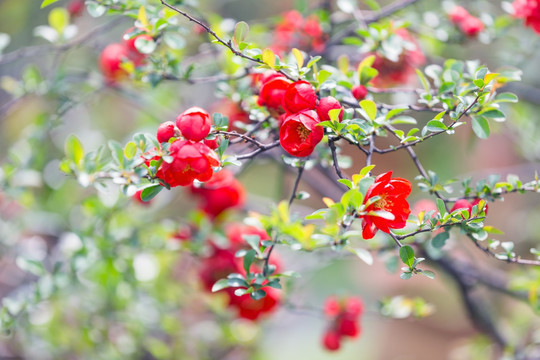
270,10,327,56
198,224,282,320
149,107,220,188
256,71,343,157
513,0,540,34
359,171,412,240
322,296,364,351
370,28,426,87
99,27,153,84
448,6,485,37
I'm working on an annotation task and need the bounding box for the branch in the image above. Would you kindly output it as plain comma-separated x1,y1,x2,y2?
328,138,345,179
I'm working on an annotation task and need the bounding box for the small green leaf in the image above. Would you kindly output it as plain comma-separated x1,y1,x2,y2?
360,99,377,121
16,257,46,276
250,289,267,300
416,69,430,92
421,270,436,279
140,184,162,202
41,0,61,8
291,48,304,69
425,120,447,132
233,21,249,47
432,231,450,249
243,250,256,273
65,135,84,167
48,7,69,33
262,48,275,67
400,272,412,280
211,279,229,292
399,245,415,268
124,141,137,160
471,116,490,139
436,198,446,215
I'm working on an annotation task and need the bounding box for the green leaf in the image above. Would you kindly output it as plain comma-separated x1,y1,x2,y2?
86,3,107,17
65,135,84,167
421,270,436,279
318,69,332,84
400,272,412,280
16,257,46,276
425,120,447,132
243,250,256,273
163,33,185,49
436,198,446,215
211,279,229,292
124,141,137,160
48,7,69,33
399,245,415,268
135,37,156,54
140,184,162,202
262,48,275,68
233,21,249,47
432,231,450,249
494,92,518,103
360,99,377,121
291,48,304,69
348,247,373,265
41,0,61,8
471,116,490,139
416,69,430,92
250,289,267,300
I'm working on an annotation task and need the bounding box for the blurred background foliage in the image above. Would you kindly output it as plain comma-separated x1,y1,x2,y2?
1,0,540,359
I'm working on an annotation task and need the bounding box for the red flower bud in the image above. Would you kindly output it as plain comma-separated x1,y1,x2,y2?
156,140,220,187
459,16,485,36
338,317,361,338
156,121,177,143
176,107,212,142
258,77,292,112
322,330,341,351
279,110,323,157
282,80,317,114
451,198,488,217
228,286,282,321
123,28,153,63
352,85,368,100
99,43,130,84
67,0,85,17
132,189,152,205
448,6,470,24
317,96,343,121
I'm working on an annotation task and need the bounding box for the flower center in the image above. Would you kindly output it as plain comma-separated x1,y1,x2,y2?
297,125,310,141
183,164,192,173
374,195,392,210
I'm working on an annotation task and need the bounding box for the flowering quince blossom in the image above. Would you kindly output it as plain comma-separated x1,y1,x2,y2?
359,171,412,240
279,110,323,157
282,80,317,114
447,6,484,36
322,296,364,351
176,107,212,142
156,140,220,187
190,169,246,218
317,96,343,121
448,6,470,24
123,27,153,63
371,28,425,87
270,10,326,56
257,77,292,113
513,0,540,34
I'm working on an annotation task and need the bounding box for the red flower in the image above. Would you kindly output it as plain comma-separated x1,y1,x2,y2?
360,171,412,239
322,296,364,351
258,77,292,112
176,107,212,142
513,0,540,34
317,96,343,121
228,285,281,321
67,0,85,17
282,80,317,114
99,43,131,84
156,140,220,187
322,329,341,351
351,85,368,100
279,110,323,157
370,28,425,87
156,121,178,143
190,169,246,218
448,6,470,24
459,16,484,36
